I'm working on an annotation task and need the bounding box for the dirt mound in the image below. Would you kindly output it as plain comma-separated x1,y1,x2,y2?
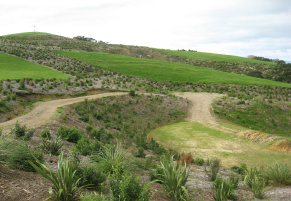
236,130,278,143
269,140,291,153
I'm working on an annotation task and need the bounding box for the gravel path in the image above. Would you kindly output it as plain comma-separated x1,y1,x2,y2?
0,92,127,133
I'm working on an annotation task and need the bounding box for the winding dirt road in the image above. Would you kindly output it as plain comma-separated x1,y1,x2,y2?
0,92,127,133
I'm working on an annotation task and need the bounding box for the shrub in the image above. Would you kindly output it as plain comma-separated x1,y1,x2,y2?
205,159,221,181
158,155,190,201
77,164,106,190
80,193,109,201
193,157,204,166
57,125,82,143
0,127,2,136
213,177,237,201
30,152,86,201
75,137,92,156
41,128,51,140
41,137,63,156
244,167,266,199
109,169,151,201
265,162,291,185
92,143,125,174
5,141,44,172
10,122,34,140
134,147,146,158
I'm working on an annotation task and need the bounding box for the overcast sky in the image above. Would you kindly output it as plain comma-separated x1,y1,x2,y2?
1,0,291,60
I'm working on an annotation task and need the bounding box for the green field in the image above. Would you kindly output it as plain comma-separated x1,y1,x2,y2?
58,51,290,87
156,49,276,65
149,122,291,168
0,52,70,80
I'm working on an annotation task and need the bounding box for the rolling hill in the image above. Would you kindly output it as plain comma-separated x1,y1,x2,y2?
57,50,291,87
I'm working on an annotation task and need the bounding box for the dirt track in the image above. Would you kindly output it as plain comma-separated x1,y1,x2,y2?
175,92,223,123
0,92,126,133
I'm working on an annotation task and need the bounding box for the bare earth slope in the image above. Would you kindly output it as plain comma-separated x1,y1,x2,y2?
0,92,126,133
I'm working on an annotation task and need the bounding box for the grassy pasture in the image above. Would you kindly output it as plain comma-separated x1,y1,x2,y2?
149,122,291,168
58,51,290,87
156,49,276,65
0,52,70,80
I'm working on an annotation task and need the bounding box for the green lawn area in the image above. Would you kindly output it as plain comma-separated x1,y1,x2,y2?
0,52,70,80
156,49,276,65
57,51,290,87
149,122,291,168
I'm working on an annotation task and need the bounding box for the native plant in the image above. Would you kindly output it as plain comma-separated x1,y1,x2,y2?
109,168,151,201
213,177,237,201
265,162,291,185
92,142,126,174
244,167,266,199
30,152,86,201
158,155,190,201
41,137,63,156
205,158,221,181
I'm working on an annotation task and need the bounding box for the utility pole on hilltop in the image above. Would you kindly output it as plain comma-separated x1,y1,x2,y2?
33,25,36,32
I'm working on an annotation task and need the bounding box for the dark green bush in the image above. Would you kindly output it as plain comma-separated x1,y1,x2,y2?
10,122,34,141
109,169,151,201
193,157,204,166
77,164,106,191
75,137,92,156
57,125,82,143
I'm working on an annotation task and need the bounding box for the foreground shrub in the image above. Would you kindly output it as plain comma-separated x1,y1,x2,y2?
158,155,190,201
92,143,125,174
80,193,109,201
77,164,106,191
57,125,82,143
205,159,221,181
41,137,63,156
109,169,151,201
2,141,44,172
30,152,86,201
265,162,291,185
213,177,237,201
244,167,266,199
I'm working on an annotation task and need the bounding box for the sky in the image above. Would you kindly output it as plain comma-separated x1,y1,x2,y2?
0,0,291,61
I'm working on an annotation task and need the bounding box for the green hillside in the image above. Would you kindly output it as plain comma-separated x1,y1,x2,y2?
58,51,290,87
156,49,276,65
0,52,70,80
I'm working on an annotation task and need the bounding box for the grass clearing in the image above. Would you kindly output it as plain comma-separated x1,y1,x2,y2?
149,122,291,168
156,49,276,65
57,51,290,87
0,52,70,80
